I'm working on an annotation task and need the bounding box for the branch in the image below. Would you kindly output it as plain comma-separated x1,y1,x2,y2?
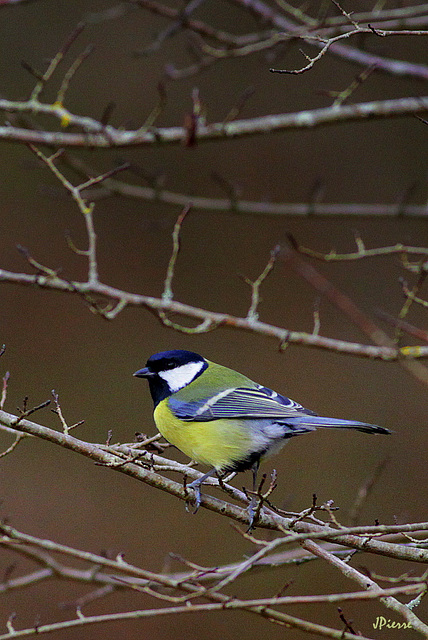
4,255,428,360
3,149,428,362
303,539,428,635
55,148,428,216
2,408,428,564
228,0,428,80
1,96,427,147
132,0,256,49
283,246,428,386
0,598,383,640
319,4,428,28
3,522,425,605
244,245,280,322
291,237,428,261
3,264,428,360
0,408,428,637
84,184,428,217
269,21,428,75
0,574,423,640
135,0,428,81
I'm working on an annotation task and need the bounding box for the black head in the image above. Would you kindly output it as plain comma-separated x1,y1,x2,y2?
133,350,208,405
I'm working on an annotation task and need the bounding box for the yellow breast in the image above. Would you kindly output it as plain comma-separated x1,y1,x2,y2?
154,400,253,471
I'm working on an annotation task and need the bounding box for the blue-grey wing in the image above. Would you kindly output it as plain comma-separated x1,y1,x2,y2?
169,386,317,421
256,385,317,415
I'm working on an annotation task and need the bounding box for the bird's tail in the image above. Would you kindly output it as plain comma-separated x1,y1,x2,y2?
289,416,391,435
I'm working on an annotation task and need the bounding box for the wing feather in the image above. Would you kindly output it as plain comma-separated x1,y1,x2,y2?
169,386,316,421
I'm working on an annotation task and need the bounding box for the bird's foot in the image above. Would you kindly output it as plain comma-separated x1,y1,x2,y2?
184,468,217,514
185,478,202,514
246,496,259,533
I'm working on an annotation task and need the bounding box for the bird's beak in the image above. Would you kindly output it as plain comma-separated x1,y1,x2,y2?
133,367,155,378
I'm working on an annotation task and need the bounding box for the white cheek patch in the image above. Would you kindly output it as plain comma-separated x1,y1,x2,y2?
159,361,205,392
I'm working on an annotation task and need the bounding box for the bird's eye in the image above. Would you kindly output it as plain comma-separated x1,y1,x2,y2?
166,362,176,369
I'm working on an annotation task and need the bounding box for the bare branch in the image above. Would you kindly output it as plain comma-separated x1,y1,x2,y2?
1,97,427,147
348,459,389,526
283,247,428,386
27,145,100,283
244,246,280,322
376,309,428,344
270,21,428,76
291,236,428,261
1,371,10,410
56,44,95,109
2,408,428,563
80,176,428,217
51,390,84,435
3,263,428,360
0,583,417,640
402,282,428,310
0,405,428,637
0,432,27,458
302,539,428,634
29,23,85,102
158,204,219,334
162,205,191,302
131,0,261,48
229,0,428,80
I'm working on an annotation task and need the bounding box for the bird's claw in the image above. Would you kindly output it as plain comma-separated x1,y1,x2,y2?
186,479,202,514
246,497,257,533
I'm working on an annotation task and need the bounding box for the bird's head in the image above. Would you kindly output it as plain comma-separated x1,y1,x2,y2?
133,350,208,403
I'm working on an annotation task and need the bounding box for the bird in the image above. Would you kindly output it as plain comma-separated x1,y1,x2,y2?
134,349,390,525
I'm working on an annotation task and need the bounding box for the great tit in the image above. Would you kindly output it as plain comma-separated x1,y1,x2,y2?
134,350,390,520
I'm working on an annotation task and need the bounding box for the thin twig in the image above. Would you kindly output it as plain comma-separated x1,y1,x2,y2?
348,459,389,526
1,371,10,410
244,246,280,322
56,45,95,109
0,432,27,458
29,23,85,102
162,204,191,302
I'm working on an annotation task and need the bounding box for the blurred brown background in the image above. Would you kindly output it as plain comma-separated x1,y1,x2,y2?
0,1,427,638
